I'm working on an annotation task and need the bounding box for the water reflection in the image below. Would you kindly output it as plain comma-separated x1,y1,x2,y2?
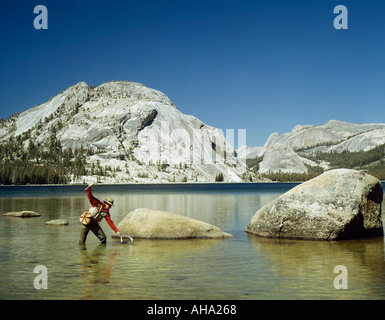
247,234,385,299
79,244,120,299
76,238,226,300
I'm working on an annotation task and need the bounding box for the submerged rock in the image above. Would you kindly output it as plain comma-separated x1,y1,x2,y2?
45,219,69,225
117,208,233,239
2,211,41,217
246,169,384,240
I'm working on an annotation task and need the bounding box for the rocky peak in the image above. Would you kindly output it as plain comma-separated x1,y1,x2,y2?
89,81,174,106
0,81,247,183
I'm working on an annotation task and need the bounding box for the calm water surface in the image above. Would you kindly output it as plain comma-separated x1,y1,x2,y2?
0,183,384,300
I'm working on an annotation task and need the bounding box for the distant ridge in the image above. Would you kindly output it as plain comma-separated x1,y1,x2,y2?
245,120,385,180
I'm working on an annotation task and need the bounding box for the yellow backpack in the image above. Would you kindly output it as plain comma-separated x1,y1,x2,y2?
79,206,99,225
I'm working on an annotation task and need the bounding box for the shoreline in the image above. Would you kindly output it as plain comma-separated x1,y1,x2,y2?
1,174,384,188
1,180,385,187
0,181,303,187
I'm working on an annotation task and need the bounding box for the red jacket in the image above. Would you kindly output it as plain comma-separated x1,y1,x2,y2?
86,188,118,233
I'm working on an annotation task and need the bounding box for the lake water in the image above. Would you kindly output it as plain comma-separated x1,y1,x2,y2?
0,183,384,300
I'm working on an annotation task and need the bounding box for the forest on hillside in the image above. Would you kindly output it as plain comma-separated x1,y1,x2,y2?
0,129,87,185
301,143,385,180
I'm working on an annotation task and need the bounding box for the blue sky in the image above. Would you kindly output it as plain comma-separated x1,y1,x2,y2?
0,0,384,147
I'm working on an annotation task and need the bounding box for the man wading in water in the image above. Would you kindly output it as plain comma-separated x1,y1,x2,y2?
79,183,121,244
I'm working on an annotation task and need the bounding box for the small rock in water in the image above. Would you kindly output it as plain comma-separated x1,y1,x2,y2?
45,219,69,225
2,211,41,217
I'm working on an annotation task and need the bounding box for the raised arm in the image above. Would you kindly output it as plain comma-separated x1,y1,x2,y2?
85,184,102,207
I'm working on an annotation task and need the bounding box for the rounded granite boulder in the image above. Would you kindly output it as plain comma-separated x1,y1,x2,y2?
246,169,384,240
117,208,233,239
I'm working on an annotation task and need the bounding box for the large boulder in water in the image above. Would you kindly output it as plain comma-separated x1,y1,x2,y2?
117,208,233,239
246,169,384,240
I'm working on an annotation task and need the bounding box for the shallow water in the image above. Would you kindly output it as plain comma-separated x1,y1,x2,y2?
0,183,384,300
